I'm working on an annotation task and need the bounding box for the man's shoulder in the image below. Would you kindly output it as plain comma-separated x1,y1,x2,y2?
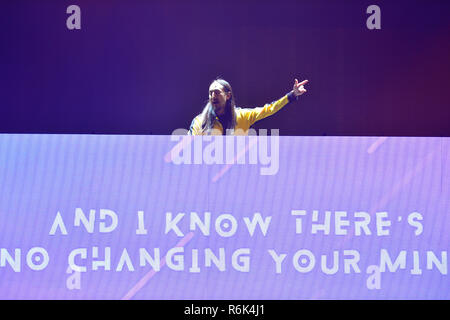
189,114,203,135
192,114,203,123
235,107,252,115
236,106,257,118
190,113,206,129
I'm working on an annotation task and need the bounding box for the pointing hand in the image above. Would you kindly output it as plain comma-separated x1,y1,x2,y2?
293,79,308,96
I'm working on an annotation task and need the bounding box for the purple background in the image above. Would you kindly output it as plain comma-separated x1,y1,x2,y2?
0,134,448,299
1,0,450,136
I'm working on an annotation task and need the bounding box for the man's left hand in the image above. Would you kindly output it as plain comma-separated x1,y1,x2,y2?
293,79,308,96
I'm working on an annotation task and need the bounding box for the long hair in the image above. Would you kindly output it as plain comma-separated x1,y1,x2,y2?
200,78,237,134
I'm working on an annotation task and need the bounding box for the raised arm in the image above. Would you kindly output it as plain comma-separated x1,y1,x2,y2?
244,79,308,126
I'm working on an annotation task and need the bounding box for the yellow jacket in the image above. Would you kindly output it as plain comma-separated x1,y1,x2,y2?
189,92,297,135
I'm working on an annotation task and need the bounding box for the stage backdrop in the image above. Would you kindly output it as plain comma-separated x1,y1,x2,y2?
1,0,449,136
0,134,448,299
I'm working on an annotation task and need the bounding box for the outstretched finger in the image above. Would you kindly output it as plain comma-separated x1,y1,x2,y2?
298,79,309,86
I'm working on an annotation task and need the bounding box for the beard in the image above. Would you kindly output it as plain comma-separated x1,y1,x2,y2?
212,101,226,116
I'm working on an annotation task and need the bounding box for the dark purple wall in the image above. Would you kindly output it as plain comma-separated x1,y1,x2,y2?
1,0,449,135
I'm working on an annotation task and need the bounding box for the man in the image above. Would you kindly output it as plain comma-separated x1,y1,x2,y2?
189,78,308,135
